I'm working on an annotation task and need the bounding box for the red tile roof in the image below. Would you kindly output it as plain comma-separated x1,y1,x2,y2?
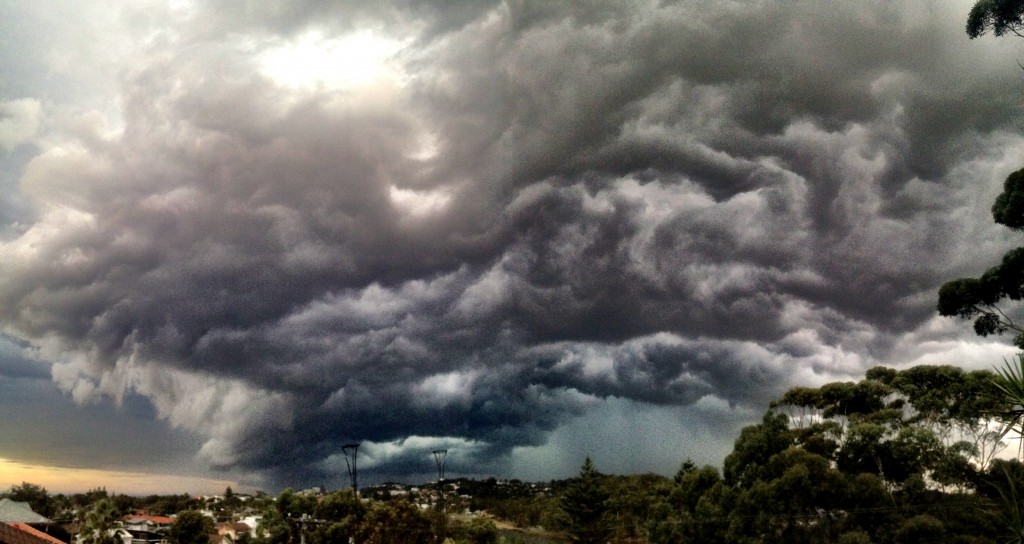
7,524,63,544
0,523,62,544
124,515,175,525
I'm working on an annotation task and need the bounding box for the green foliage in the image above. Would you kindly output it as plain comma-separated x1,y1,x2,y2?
938,166,1024,348
307,489,366,544
307,520,360,544
168,510,215,544
723,412,792,486
465,365,1010,542
837,530,873,544
985,353,1024,542
254,506,290,544
356,499,433,544
895,514,946,544
985,462,1024,543
561,457,609,544
994,169,1024,229
992,353,1024,446
968,0,1024,38
452,516,499,544
314,488,365,521
5,482,55,519
217,486,243,517
147,494,200,516
274,488,316,520
79,499,121,544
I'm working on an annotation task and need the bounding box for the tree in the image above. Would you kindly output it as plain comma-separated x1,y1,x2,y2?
79,499,121,544
356,500,433,544
720,366,1003,542
307,490,366,544
936,45,1024,345
168,511,215,544
5,482,54,519
984,355,1024,542
253,506,290,544
723,412,793,487
561,457,609,544
261,488,315,544
967,0,1024,38
220,486,242,518
452,516,499,544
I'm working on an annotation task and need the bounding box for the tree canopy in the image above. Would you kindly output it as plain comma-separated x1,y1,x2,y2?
4,482,54,519
78,499,120,544
967,0,1024,38
938,168,1024,347
544,365,1014,543
167,511,215,544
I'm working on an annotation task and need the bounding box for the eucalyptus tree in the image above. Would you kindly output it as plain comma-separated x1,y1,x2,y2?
967,0,1024,38
717,365,1009,541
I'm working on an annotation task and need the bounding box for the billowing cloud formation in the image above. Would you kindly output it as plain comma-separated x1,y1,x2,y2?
3,0,1024,487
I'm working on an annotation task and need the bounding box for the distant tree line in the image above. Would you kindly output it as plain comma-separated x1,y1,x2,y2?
535,364,1024,544
0,484,211,522
249,487,503,544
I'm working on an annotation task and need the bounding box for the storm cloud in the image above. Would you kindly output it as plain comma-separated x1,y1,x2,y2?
3,0,1024,488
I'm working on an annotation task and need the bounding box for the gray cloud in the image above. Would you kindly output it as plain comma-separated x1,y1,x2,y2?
1,0,1023,488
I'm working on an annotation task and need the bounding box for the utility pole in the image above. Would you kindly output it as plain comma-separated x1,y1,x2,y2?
342,443,360,495
432,449,448,542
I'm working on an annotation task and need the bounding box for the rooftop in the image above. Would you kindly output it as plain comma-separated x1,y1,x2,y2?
0,501,50,525
0,523,61,544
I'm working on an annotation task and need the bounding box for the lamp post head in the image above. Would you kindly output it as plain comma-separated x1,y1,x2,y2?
341,443,360,492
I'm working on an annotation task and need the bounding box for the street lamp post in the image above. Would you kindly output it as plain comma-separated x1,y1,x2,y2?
342,443,360,495
432,449,448,541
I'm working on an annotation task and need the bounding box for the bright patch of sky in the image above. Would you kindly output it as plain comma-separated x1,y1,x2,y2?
257,30,405,91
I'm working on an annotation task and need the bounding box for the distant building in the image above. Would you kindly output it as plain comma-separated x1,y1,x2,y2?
122,516,174,530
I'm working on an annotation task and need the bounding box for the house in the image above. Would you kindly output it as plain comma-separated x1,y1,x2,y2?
214,523,250,542
235,518,260,533
0,523,64,544
121,526,164,544
121,515,172,544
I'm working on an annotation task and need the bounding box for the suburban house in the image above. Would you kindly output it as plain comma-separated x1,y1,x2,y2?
214,522,250,542
119,514,174,544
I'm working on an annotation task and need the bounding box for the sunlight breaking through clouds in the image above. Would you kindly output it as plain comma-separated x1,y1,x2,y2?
257,30,405,91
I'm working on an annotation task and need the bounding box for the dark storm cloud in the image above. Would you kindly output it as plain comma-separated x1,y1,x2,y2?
2,0,1023,485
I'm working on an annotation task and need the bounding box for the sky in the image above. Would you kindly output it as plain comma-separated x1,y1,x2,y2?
3,0,1024,495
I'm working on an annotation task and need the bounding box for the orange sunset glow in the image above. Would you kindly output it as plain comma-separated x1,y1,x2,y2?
0,458,245,496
